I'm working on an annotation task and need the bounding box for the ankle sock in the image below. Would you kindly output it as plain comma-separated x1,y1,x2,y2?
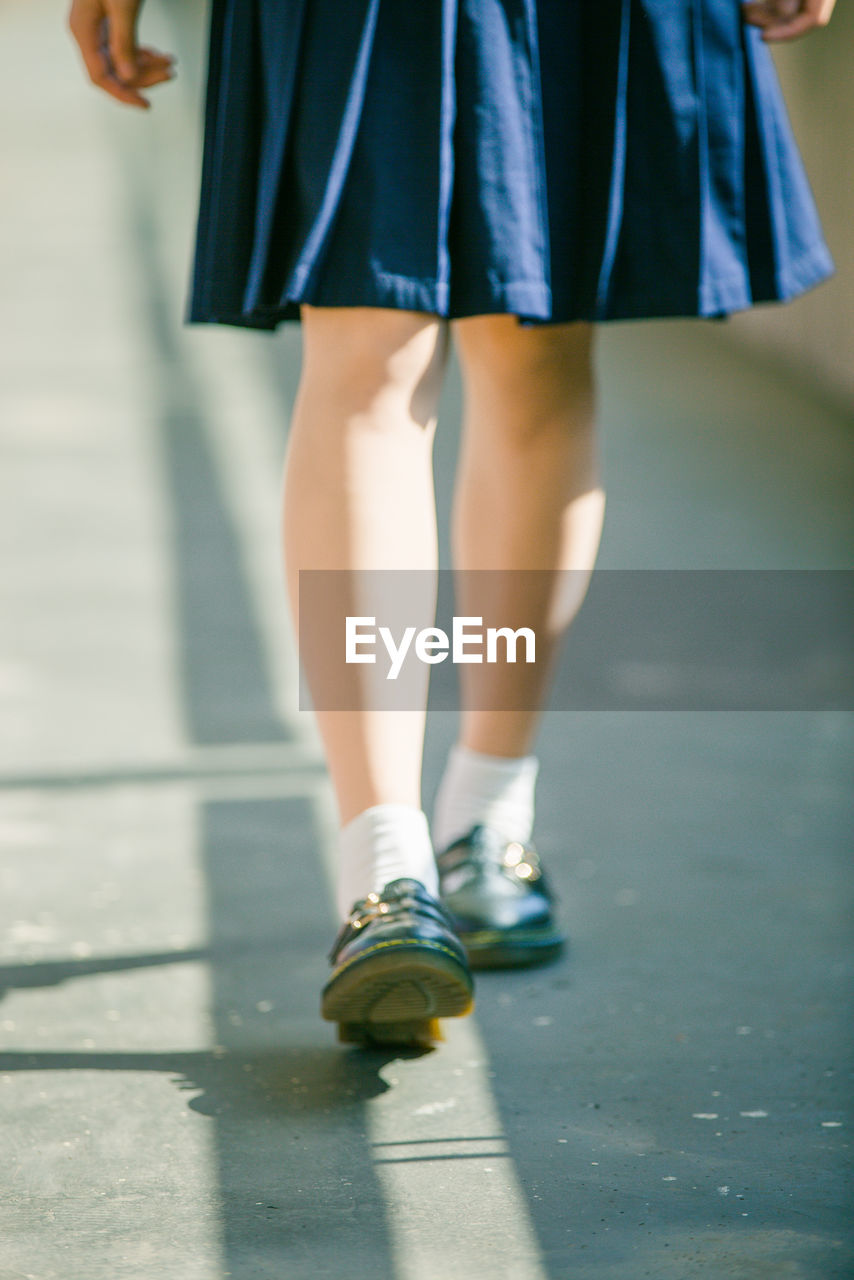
431,743,539,853
336,802,439,921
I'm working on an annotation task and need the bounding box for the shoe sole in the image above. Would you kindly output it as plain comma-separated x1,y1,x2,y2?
321,940,474,1047
459,927,567,970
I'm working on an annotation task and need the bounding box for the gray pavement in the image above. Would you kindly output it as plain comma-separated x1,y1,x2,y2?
1,3,852,1278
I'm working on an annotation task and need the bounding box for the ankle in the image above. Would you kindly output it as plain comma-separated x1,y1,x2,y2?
336,802,439,920
432,743,539,852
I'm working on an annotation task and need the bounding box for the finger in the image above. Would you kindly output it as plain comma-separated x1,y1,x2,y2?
811,0,836,23
136,45,176,69
98,65,152,106
754,0,835,37
79,35,148,104
68,4,153,106
760,13,818,38
127,64,174,90
741,0,798,25
105,1,141,83
742,0,802,20
68,9,114,89
742,11,773,29
113,48,175,87
96,74,151,107
742,0,799,15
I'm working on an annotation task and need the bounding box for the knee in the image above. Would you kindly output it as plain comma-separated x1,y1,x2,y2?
454,316,595,424
299,306,449,426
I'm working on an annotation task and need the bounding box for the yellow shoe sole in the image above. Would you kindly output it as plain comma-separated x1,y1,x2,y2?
322,940,474,1047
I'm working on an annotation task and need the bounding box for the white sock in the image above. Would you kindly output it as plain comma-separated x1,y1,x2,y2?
431,743,540,853
336,803,439,921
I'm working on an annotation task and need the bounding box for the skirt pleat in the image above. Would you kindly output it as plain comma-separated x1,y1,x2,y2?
186,0,833,330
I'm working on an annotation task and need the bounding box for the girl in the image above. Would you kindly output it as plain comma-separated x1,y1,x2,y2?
68,0,836,1045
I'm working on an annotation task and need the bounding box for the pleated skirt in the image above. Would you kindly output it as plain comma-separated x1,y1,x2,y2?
186,0,834,330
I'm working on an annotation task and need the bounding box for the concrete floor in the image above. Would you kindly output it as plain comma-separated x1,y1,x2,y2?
1,3,852,1278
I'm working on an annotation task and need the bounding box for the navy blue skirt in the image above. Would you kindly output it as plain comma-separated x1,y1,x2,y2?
186,0,834,330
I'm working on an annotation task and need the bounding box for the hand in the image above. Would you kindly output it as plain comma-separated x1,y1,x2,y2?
742,0,836,41
68,0,175,109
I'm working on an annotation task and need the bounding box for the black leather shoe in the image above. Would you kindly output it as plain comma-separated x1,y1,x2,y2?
321,878,474,1046
436,824,566,968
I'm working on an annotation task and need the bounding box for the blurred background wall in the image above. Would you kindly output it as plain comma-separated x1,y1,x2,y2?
728,11,854,407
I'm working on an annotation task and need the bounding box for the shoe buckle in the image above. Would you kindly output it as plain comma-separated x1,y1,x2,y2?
502,841,542,882
349,895,391,931
329,892,395,961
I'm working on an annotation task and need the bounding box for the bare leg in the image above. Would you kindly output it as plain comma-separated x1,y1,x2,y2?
282,305,449,826
449,315,605,757
287,308,476,1039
